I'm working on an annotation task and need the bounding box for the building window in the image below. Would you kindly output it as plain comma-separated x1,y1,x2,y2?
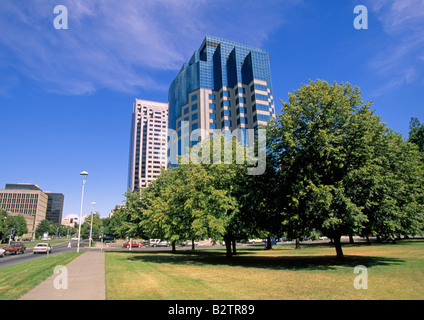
222,120,231,127
255,94,268,101
221,110,231,117
191,94,198,102
257,114,271,122
222,100,230,107
210,123,216,129
209,103,216,110
209,113,216,120
191,103,198,111
184,107,189,115
191,113,198,121
209,94,215,100
236,97,246,105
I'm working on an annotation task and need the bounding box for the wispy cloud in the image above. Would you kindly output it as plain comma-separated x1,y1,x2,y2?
0,0,298,95
366,0,424,94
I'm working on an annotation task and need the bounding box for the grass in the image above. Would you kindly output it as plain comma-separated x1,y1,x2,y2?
0,252,82,300
105,240,424,300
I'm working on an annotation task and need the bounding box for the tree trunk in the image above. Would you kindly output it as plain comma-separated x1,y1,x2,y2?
366,235,371,245
191,238,195,251
333,235,344,259
295,238,301,249
171,241,176,253
232,239,237,255
224,235,232,258
349,234,354,244
266,234,272,250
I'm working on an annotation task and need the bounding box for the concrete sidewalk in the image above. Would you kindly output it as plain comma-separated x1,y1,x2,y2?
20,250,105,300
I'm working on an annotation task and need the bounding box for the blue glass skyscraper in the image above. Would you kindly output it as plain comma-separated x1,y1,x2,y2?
168,36,275,156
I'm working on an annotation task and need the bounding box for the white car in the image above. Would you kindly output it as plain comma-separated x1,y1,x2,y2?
157,240,169,247
149,239,160,246
0,248,5,257
33,243,52,254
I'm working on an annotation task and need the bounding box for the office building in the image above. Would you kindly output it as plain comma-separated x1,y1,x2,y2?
128,99,169,191
168,36,275,155
0,184,65,238
45,192,64,224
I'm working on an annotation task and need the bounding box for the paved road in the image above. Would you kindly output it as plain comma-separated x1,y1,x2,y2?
0,239,89,269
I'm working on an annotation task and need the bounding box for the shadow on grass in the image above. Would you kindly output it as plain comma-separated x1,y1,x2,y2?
108,248,404,271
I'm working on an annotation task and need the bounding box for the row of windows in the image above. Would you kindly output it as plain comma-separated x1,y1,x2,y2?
251,93,269,102
251,83,268,92
253,103,270,112
0,193,39,200
254,114,271,122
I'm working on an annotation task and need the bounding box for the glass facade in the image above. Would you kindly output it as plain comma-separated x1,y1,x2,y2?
169,36,274,129
168,36,275,158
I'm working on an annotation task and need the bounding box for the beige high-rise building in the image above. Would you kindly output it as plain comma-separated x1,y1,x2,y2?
128,99,168,191
0,184,49,238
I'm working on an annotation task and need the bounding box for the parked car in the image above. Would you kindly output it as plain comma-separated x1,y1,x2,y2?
186,240,199,246
123,241,142,248
149,239,160,246
0,247,5,257
99,235,115,243
3,242,26,255
156,240,169,247
33,243,52,254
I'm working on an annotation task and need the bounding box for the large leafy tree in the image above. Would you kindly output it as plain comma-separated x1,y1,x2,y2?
109,190,145,239
137,134,257,257
5,214,28,238
267,80,424,258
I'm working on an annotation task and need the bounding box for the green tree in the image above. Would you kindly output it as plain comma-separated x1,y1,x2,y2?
137,134,257,257
110,190,146,239
267,80,424,258
35,219,53,239
409,117,424,155
81,213,103,239
4,214,28,238
0,209,9,241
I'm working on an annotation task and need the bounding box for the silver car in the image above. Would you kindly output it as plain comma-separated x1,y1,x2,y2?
33,243,52,254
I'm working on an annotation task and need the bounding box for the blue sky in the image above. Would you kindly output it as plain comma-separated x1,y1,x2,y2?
0,0,423,219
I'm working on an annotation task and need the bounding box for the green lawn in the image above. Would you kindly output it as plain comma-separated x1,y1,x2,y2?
0,252,82,300
105,240,424,300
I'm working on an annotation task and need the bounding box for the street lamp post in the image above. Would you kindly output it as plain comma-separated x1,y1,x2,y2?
77,171,89,253
89,202,96,247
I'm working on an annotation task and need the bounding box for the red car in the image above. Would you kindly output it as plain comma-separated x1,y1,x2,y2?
123,241,142,248
3,242,26,255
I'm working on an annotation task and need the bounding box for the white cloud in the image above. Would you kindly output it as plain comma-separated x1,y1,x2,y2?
0,0,297,95
365,0,424,95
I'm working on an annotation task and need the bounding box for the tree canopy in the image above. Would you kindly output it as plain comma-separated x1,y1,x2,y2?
110,80,424,259
266,80,424,257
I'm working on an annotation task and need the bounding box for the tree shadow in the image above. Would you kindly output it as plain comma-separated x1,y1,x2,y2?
112,249,404,271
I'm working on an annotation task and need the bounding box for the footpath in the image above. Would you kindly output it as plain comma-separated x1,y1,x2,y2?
20,249,105,300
